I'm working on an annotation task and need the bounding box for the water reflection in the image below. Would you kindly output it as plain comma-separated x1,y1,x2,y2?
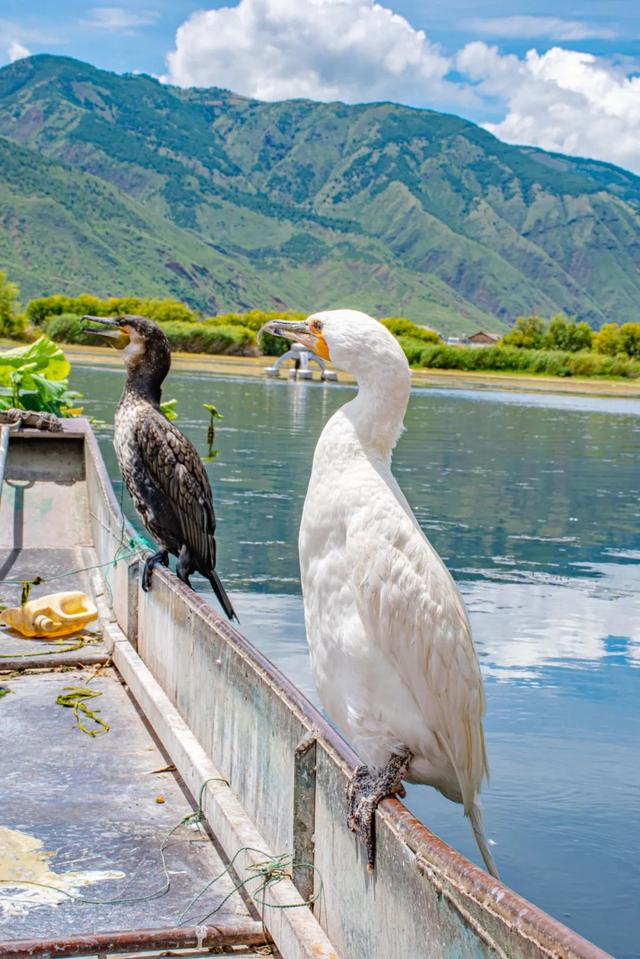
236,561,640,688
468,561,640,680
72,367,640,959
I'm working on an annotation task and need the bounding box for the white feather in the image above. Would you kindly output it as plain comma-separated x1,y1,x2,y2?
298,310,497,876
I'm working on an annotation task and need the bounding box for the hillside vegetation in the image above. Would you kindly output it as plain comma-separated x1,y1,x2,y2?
1,56,640,335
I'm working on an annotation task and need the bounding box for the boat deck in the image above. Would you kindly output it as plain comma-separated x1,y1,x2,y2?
0,667,268,956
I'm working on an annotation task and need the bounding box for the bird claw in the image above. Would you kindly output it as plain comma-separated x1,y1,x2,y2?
346,747,412,871
141,550,169,592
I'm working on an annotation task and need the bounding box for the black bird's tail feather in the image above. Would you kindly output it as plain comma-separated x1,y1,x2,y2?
208,569,238,622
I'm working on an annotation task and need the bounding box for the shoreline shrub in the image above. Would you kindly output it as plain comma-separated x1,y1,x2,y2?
619,323,640,359
206,310,306,356
13,290,640,378
28,295,195,326
398,340,640,379
44,313,94,345
162,321,257,355
545,315,593,352
501,316,547,350
0,271,27,339
594,323,621,355
381,317,440,343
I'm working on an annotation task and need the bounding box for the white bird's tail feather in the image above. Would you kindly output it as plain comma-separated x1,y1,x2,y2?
433,732,499,879
469,801,499,879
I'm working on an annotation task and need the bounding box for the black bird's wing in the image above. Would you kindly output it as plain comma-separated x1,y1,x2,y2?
136,409,217,571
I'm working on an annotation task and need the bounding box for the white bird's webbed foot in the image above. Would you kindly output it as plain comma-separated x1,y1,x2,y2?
347,746,412,871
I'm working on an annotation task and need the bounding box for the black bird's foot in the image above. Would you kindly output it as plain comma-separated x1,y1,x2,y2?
176,546,193,589
142,549,169,592
347,746,412,871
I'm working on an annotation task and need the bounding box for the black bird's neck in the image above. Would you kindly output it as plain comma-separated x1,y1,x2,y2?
122,343,171,409
124,368,164,407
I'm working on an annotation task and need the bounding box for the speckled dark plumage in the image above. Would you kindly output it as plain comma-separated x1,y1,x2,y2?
108,315,236,619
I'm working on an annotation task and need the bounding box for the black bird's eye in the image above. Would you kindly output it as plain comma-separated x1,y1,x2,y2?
313,320,323,332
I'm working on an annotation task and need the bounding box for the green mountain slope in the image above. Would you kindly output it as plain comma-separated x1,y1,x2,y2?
1,54,640,332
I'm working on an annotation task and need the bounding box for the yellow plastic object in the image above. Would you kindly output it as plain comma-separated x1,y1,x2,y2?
0,591,98,638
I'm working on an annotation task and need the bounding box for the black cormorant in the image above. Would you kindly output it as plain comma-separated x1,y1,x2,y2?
82,314,236,620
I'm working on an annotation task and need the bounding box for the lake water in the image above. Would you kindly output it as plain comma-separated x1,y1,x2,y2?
72,365,640,959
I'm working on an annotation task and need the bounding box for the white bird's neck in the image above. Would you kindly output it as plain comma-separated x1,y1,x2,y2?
344,365,411,459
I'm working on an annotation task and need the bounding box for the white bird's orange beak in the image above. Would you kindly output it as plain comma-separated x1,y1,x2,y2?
259,319,331,361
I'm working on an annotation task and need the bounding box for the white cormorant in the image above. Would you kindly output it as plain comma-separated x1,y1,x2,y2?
262,310,498,876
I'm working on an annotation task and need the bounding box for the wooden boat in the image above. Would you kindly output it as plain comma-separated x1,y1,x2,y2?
0,418,612,959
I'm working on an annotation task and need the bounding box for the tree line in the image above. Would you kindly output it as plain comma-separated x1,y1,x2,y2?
1,273,639,379
501,314,640,359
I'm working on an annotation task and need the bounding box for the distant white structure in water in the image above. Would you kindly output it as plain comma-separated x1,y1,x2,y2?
447,331,500,347
265,342,337,381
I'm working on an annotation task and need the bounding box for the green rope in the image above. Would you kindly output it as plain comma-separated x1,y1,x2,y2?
178,845,321,926
0,802,205,908
0,778,224,909
179,777,229,827
0,777,322,922
1,538,146,590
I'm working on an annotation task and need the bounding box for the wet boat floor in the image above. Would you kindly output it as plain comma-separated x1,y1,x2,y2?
0,665,266,950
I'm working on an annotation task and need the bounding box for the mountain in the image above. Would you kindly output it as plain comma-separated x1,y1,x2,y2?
1,54,640,334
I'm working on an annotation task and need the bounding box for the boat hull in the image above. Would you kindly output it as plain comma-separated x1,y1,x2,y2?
0,419,612,959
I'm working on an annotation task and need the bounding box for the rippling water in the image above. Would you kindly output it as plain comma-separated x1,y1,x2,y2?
73,366,640,959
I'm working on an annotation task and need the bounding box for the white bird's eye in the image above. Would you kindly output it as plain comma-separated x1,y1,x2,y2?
311,319,323,332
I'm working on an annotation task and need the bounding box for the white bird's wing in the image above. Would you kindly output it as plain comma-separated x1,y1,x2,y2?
346,496,489,813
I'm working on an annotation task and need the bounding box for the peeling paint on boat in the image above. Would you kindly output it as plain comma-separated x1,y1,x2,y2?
0,827,125,917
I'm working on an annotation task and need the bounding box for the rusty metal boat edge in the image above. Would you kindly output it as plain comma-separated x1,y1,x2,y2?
1,922,268,959
3,420,613,959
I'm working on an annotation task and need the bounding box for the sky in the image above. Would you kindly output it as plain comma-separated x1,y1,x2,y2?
1,0,640,173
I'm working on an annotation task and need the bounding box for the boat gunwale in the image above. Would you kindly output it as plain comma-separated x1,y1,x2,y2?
27,417,612,959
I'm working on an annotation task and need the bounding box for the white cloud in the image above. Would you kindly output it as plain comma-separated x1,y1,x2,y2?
0,18,59,63
163,0,640,175
82,7,158,32
458,43,640,174
163,0,466,106
464,16,618,42
465,571,640,681
7,41,30,62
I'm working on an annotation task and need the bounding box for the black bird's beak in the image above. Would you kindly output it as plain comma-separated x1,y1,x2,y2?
259,319,330,360
81,315,131,350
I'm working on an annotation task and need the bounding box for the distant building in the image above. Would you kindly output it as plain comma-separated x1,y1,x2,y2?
467,331,500,346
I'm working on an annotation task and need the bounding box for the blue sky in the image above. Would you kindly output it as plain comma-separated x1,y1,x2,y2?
1,0,639,172
2,0,638,77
